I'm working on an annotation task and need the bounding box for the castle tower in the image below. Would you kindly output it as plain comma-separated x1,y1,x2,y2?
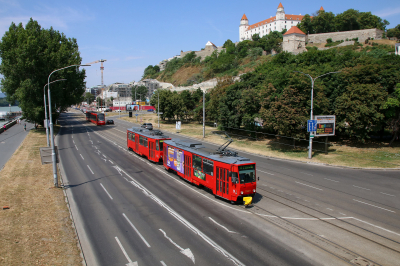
239,14,249,41
276,2,285,20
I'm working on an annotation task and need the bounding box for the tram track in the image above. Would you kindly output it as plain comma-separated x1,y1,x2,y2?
255,186,400,253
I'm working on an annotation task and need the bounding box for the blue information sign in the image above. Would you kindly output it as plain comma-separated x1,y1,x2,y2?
307,120,317,132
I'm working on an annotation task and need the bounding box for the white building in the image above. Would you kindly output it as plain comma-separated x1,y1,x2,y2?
239,3,321,41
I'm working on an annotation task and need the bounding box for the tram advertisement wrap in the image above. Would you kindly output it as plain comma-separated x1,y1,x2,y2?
167,147,184,174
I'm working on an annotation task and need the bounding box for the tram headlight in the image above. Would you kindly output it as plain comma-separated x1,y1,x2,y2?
241,191,243,195
253,189,255,193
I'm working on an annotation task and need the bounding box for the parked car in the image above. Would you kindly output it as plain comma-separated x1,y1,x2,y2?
141,123,153,130
106,119,114,125
105,108,112,112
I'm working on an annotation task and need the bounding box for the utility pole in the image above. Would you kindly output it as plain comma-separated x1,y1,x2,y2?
203,90,205,138
158,89,160,128
293,71,340,159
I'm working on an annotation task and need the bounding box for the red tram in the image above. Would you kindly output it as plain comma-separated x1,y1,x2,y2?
163,139,256,202
127,127,171,163
86,111,106,126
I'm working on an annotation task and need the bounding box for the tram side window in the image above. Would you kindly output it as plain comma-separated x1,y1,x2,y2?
131,133,135,142
128,132,131,140
144,137,148,147
140,135,143,145
156,140,159,151
193,155,202,171
203,159,213,176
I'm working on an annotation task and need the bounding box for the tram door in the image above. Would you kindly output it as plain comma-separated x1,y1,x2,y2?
216,167,229,198
149,140,155,161
184,154,192,180
135,134,139,152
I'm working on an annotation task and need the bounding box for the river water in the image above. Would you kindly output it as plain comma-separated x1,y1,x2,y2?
0,106,22,126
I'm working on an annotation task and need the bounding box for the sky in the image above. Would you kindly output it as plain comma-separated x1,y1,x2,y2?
0,0,399,89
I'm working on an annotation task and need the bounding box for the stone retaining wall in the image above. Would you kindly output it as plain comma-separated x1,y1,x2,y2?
307,28,383,44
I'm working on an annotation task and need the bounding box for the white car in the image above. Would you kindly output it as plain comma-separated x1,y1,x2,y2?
115,110,122,112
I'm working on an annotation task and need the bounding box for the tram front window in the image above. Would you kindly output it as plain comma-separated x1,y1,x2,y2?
238,165,256,183
98,114,105,121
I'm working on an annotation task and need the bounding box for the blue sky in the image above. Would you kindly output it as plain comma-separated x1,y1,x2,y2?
0,0,399,89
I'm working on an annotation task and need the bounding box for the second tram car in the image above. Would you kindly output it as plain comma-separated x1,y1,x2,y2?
86,111,106,126
163,139,257,203
127,127,171,163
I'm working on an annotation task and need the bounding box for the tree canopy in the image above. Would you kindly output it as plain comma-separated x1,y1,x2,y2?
0,18,86,124
298,8,389,34
131,85,148,101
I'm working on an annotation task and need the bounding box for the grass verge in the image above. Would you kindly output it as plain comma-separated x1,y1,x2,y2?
121,113,400,169
0,127,82,265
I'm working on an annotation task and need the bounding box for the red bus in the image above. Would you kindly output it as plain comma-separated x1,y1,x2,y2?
86,111,106,126
163,139,257,203
127,127,171,163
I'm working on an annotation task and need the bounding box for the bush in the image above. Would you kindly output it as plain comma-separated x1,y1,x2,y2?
326,38,333,43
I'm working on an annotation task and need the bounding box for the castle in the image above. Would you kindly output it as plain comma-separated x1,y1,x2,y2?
239,3,319,41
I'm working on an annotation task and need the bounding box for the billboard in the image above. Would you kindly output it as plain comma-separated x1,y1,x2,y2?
167,146,184,174
315,115,335,136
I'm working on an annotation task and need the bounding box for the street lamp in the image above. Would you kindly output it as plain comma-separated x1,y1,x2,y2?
158,89,160,129
293,71,340,159
44,79,66,147
48,64,90,187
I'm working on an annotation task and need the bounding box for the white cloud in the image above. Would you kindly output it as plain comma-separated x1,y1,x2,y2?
375,7,400,18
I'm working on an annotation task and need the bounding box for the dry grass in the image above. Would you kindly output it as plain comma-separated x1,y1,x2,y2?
0,128,82,265
370,39,397,46
122,113,400,168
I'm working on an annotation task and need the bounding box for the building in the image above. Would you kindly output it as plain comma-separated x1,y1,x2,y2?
108,83,132,98
239,3,312,41
282,26,306,54
396,43,400,55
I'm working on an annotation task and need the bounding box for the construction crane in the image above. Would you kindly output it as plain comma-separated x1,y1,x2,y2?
85,59,107,86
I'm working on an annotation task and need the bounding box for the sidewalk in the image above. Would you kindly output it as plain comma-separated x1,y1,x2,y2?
0,120,34,170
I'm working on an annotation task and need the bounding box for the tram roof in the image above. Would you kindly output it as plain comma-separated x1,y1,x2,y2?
127,127,170,140
164,139,254,165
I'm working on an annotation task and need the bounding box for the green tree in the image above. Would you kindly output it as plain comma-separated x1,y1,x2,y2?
84,92,95,104
0,18,86,124
335,9,360,31
335,84,387,141
132,85,148,102
384,83,400,146
298,14,314,34
312,10,337,33
387,24,400,39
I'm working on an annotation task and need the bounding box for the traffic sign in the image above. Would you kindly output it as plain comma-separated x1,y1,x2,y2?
307,120,317,132
135,114,138,116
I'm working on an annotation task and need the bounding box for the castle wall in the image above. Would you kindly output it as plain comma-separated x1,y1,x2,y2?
282,34,306,54
180,45,224,61
307,28,383,44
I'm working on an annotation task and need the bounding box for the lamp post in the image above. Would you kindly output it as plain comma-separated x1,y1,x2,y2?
44,79,66,147
48,64,90,187
158,89,160,129
293,71,340,159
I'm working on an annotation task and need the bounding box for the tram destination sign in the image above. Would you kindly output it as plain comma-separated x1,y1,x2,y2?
315,115,335,137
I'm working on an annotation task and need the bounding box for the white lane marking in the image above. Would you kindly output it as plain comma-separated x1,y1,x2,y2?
352,217,400,237
75,145,78,151
257,170,274,175
80,154,84,160
300,172,313,176
353,185,370,191
87,165,94,175
115,237,138,266
295,181,323,191
122,213,151,248
102,154,107,158
159,229,195,264
353,199,395,213
109,160,114,164
326,208,333,211
209,217,237,234
340,213,346,216
324,178,339,182
100,183,113,200
73,140,75,144
380,192,395,197
160,261,167,266
71,136,73,138
115,167,244,266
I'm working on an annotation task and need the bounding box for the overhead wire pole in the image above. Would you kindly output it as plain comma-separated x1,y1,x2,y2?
158,89,160,128
203,89,205,138
293,71,341,159
48,64,90,187
44,79,66,147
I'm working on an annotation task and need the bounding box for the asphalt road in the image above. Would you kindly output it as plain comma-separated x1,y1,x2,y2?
57,110,400,265
0,120,34,170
